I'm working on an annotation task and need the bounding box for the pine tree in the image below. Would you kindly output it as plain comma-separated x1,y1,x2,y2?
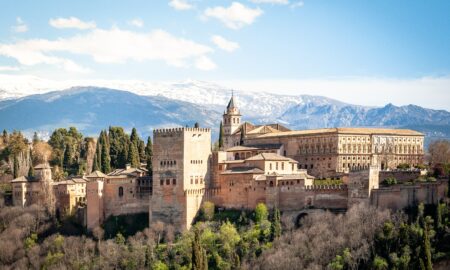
13,154,19,178
145,136,153,174
128,142,140,168
218,121,224,149
192,228,208,270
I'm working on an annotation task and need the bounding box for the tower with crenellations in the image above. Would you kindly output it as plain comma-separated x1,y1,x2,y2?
149,127,211,231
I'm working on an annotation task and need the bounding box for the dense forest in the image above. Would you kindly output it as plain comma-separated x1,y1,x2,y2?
1,199,450,269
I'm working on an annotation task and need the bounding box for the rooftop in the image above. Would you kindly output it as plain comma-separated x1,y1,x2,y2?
246,153,298,163
85,170,107,178
254,127,423,138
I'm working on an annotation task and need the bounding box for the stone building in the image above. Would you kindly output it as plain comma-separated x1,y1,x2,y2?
53,177,87,216
86,167,151,230
11,164,54,207
150,127,211,231
223,96,425,178
148,95,446,232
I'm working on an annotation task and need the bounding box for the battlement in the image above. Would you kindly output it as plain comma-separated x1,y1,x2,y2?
153,127,211,135
304,184,348,191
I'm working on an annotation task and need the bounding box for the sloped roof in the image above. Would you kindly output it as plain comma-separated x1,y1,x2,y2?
108,167,147,176
245,153,298,163
246,125,281,135
221,167,264,174
34,163,52,169
227,95,236,109
85,170,107,178
226,145,259,152
11,176,35,183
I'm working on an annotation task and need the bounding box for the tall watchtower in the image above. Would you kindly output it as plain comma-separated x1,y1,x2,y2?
150,127,212,231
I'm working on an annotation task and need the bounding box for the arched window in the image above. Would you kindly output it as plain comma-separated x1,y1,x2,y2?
118,187,124,197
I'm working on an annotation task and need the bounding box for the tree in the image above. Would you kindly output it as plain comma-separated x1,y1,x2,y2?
127,142,140,168
218,121,224,149
32,142,52,164
239,128,244,145
101,136,111,173
13,154,19,178
192,228,208,270
201,201,215,221
63,143,74,173
271,207,281,239
138,140,146,163
255,203,269,224
32,132,40,144
373,256,388,270
422,217,433,270
145,136,153,174
194,122,200,128
28,163,34,178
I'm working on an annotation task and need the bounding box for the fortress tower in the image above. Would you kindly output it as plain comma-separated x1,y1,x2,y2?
223,93,242,149
150,127,211,231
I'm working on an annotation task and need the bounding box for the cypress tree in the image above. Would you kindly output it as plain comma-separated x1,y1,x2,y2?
130,128,139,146
63,144,73,173
239,128,244,145
271,207,282,239
145,136,153,174
127,142,140,168
13,154,19,178
32,132,40,144
93,138,102,172
28,164,34,178
2,129,7,143
218,121,224,149
138,140,146,163
423,218,433,270
194,122,200,128
192,228,208,270
100,131,111,173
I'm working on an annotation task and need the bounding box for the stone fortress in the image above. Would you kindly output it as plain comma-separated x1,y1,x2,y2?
149,95,447,231
10,94,448,232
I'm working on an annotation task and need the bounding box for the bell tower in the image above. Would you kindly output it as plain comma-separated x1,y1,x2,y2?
223,92,241,136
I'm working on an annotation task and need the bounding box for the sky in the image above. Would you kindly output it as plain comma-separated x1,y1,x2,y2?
0,0,449,109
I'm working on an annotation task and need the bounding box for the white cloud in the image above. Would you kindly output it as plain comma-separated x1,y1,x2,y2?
204,2,263,30
0,27,215,72
290,1,304,9
49,17,96,30
211,35,239,52
0,66,20,71
169,0,193,11
11,17,28,33
128,18,144,28
250,0,289,4
195,56,217,70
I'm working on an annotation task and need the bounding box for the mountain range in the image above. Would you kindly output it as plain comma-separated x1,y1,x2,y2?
0,77,449,145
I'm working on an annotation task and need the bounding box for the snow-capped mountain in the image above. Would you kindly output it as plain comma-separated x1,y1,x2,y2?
0,75,449,143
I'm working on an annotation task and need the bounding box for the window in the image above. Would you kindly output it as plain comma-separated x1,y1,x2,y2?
166,179,170,185
276,162,278,170
269,163,272,170
118,186,124,197
160,180,164,185
281,162,284,170
172,179,176,185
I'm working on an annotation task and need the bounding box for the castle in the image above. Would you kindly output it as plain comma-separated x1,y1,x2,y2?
149,95,447,231
10,95,448,232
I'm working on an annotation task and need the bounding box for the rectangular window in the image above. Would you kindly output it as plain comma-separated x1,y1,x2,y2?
281,162,284,170
166,179,170,185
160,180,163,186
172,179,176,185
276,162,278,170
